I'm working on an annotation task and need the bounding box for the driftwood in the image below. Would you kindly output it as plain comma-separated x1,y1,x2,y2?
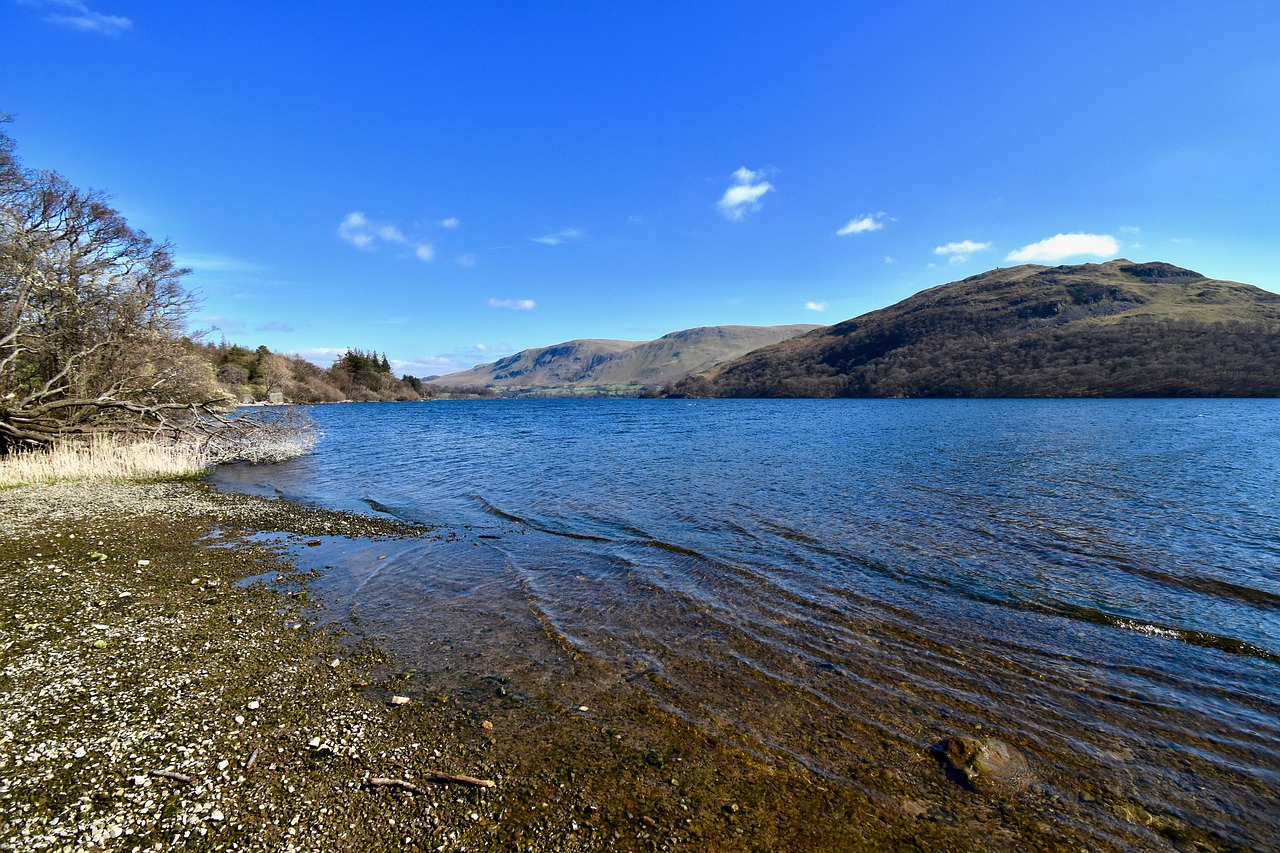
426,772,496,788
366,776,427,795
365,772,496,793
148,769,194,784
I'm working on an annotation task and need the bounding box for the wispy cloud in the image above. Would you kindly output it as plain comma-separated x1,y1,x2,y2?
934,239,993,264
456,254,477,267
837,212,890,236
488,298,537,311
441,216,460,229
175,253,263,274
23,0,132,36
1006,233,1119,263
805,301,828,312
298,347,347,368
255,321,294,333
196,315,247,336
532,227,584,246
717,167,774,221
338,211,434,261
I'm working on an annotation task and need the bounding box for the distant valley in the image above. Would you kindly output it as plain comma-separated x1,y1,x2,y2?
429,261,1280,399
428,324,822,396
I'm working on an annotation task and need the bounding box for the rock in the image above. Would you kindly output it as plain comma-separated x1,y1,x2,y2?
390,695,411,706
932,736,1032,792
210,809,224,822
247,700,260,710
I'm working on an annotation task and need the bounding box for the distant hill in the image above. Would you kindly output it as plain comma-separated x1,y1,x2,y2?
668,261,1280,398
430,325,822,395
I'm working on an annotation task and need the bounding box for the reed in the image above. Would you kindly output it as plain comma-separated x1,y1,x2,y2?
0,436,209,488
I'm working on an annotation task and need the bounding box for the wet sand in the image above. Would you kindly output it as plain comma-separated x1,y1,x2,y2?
0,481,1249,851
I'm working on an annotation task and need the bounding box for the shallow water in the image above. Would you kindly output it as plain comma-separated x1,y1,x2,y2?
212,398,1280,848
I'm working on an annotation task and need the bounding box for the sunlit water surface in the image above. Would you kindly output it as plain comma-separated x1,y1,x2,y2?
212,399,1280,847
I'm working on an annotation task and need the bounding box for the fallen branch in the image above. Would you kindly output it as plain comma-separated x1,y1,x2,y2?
425,771,496,789
148,769,194,784
364,771,496,793
366,776,426,795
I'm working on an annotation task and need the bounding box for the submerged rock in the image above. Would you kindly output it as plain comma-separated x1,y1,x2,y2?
932,736,1033,792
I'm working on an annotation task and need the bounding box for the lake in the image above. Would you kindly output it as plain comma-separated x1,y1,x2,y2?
211,398,1280,849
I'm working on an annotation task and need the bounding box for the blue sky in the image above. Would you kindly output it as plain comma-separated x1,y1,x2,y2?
4,1,1278,377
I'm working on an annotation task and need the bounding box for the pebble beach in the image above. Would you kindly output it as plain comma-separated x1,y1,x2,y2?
0,481,1238,852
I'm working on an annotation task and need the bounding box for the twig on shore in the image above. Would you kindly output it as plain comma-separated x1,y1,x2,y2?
245,748,261,770
365,776,427,795
149,769,194,785
364,772,496,793
426,771,496,788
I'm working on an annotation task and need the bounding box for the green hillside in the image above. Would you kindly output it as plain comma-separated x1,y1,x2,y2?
670,261,1280,398
429,325,821,396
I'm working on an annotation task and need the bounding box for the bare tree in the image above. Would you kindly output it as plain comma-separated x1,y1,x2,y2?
0,121,232,453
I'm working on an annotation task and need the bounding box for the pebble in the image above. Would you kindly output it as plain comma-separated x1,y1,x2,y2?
247,700,260,710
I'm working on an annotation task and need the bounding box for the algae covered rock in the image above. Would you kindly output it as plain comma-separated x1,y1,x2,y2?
932,736,1033,792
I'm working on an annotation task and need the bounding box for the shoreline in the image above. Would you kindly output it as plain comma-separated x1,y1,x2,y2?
0,480,1232,851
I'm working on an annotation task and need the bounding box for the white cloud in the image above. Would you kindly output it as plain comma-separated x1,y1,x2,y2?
456,254,477,267
933,239,993,264
338,212,376,249
24,0,132,36
837,212,890,236
488,298,537,311
339,211,436,261
532,227,584,246
805,301,828,312
1006,233,1120,263
717,167,774,221
441,216,460,229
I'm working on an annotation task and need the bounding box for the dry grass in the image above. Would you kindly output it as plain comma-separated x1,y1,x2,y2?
0,436,208,488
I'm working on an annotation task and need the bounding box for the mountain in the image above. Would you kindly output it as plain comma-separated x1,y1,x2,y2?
669,261,1280,398
430,325,822,395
